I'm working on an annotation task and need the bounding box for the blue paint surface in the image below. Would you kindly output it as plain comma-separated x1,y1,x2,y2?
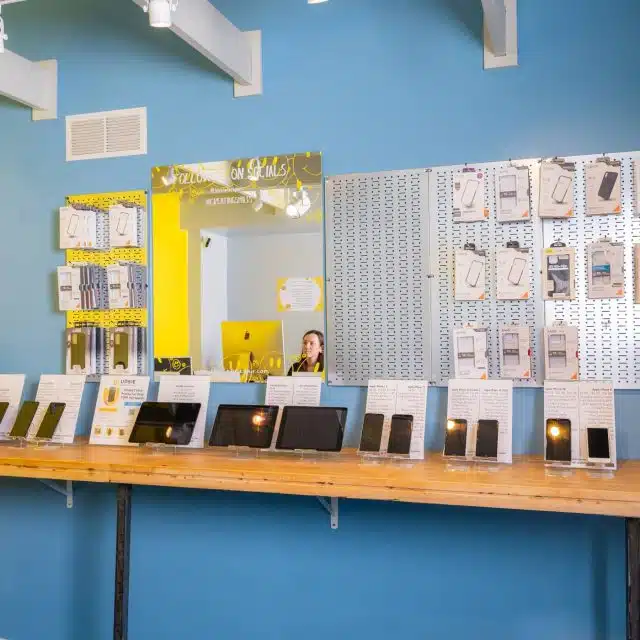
0,0,638,637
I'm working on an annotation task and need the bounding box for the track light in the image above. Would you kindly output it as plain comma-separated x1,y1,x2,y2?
308,0,329,3
286,188,312,219
144,0,178,28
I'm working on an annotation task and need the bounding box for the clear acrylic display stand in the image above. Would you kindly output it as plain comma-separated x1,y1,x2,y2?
471,458,505,473
209,445,266,459
4,436,29,448
444,455,472,472
585,462,616,480
357,451,385,465
142,443,182,455
265,449,342,463
29,437,65,450
544,462,575,478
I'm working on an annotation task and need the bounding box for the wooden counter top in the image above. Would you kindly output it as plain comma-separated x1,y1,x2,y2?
0,443,636,517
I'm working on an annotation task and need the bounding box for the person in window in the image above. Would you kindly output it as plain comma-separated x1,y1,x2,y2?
287,330,324,375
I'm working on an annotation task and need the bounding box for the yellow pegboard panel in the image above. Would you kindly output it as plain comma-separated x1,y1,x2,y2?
67,309,148,329
63,190,148,330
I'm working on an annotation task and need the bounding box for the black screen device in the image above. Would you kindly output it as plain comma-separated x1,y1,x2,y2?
209,404,279,448
10,401,40,438
387,414,413,455
359,413,384,453
444,418,467,457
35,402,66,439
598,171,618,200
545,418,572,462
0,401,9,424
587,427,610,460
129,402,201,446
275,406,347,452
475,419,499,458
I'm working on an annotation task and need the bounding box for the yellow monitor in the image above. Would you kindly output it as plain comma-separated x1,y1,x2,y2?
221,321,285,382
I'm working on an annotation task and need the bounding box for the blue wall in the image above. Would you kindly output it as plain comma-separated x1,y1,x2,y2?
0,0,638,637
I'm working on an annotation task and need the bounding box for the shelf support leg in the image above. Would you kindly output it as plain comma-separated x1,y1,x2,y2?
114,484,132,640
316,497,339,530
627,518,640,640
39,479,73,508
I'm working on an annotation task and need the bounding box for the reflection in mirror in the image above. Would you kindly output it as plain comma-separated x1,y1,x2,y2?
151,153,324,382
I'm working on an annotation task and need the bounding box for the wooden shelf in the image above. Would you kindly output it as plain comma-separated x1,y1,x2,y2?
0,443,637,517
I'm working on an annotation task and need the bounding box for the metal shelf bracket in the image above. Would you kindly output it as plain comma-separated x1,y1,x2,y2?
316,496,338,530
40,479,73,508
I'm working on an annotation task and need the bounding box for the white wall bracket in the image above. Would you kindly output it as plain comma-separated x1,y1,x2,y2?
316,497,339,530
131,0,262,97
0,51,57,119
40,479,73,508
482,0,518,69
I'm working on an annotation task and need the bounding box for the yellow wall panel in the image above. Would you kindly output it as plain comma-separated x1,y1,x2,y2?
152,192,189,357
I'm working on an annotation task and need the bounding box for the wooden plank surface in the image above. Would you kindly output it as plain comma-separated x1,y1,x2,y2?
0,443,637,517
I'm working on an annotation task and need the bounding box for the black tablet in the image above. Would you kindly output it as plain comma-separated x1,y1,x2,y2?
276,406,347,452
209,404,279,448
129,402,201,446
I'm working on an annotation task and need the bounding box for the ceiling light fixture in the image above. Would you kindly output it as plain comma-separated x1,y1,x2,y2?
144,0,178,28
308,0,329,4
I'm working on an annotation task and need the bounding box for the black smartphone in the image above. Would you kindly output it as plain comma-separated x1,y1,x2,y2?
475,419,499,458
545,418,572,462
0,401,10,424
276,406,347,452
359,413,384,453
587,427,611,462
129,402,201,446
35,402,66,439
598,171,618,200
444,418,467,457
209,404,279,448
387,414,413,455
10,401,40,438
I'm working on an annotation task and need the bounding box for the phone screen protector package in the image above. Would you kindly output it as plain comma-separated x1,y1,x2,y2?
453,327,488,379
109,328,136,376
59,207,84,249
499,326,531,379
539,160,575,218
66,328,92,375
585,159,621,216
587,240,624,299
542,245,575,300
455,248,486,300
57,266,81,311
497,247,530,300
110,205,140,248
544,326,579,381
452,169,487,222
495,166,530,222
635,161,640,215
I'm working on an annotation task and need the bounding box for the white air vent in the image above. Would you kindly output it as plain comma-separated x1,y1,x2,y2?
66,107,147,161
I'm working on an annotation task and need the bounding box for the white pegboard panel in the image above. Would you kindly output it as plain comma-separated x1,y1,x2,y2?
543,153,640,388
325,170,432,386
430,160,545,386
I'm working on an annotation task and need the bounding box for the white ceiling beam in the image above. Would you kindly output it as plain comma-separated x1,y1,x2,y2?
482,0,518,69
0,50,57,119
131,0,262,97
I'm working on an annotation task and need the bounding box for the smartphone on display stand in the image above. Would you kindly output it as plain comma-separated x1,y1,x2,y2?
9,401,40,439
587,427,611,464
387,414,413,455
545,418,572,462
444,418,468,457
359,413,384,453
35,402,66,440
0,401,9,425
475,420,499,459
